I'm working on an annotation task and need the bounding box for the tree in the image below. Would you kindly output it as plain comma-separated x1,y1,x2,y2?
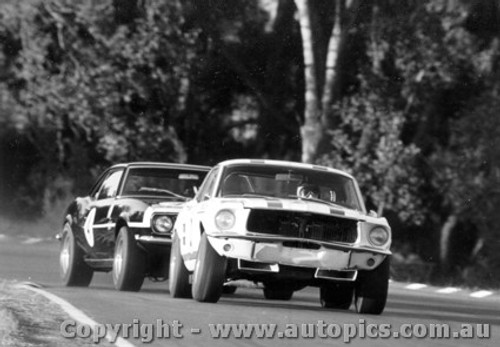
181,0,304,162
295,0,366,163
0,0,199,215
296,0,500,281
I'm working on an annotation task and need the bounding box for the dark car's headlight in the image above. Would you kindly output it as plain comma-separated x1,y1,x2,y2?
368,226,389,246
152,215,174,233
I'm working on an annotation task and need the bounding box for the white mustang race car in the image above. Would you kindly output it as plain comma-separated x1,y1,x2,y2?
169,159,391,314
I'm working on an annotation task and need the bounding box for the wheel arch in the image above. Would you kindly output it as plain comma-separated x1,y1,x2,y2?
115,218,129,238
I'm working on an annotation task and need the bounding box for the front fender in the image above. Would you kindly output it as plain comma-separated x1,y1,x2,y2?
177,220,203,273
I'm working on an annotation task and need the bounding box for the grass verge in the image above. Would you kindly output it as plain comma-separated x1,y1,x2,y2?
0,279,114,346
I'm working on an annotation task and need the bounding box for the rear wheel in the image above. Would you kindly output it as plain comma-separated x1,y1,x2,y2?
169,235,192,298
320,283,353,309
192,233,227,303
59,223,93,287
112,226,146,291
354,257,390,315
263,282,294,301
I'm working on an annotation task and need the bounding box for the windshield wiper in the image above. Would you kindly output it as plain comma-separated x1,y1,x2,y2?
138,187,188,200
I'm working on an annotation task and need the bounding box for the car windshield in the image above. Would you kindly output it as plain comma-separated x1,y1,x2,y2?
218,164,363,211
122,167,207,200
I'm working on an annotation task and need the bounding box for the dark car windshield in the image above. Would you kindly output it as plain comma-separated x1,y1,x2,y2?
219,164,363,211
122,167,207,200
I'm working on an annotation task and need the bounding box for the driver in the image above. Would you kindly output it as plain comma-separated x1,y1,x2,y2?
297,183,320,199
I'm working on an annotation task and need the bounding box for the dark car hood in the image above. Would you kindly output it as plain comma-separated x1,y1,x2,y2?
119,196,189,207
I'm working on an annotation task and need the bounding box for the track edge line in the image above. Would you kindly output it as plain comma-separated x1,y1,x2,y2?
17,284,135,347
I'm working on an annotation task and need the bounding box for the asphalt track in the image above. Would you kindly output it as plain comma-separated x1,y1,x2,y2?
1,237,498,346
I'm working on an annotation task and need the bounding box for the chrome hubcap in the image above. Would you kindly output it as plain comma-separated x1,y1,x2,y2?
113,238,124,281
60,236,70,274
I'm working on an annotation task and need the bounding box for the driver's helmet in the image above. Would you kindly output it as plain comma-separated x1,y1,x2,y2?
297,183,320,199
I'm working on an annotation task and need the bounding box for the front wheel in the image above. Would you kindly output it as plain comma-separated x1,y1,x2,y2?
354,257,390,315
191,233,227,303
112,226,146,291
169,235,192,298
59,223,93,287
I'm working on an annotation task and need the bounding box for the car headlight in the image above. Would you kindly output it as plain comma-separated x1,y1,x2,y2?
152,215,174,233
368,226,389,246
215,210,236,230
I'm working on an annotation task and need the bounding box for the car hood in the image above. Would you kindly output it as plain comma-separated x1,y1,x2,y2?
115,197,189,217
119,196,188,207
154,201,187,209
114,197,190,224
218,197,366,220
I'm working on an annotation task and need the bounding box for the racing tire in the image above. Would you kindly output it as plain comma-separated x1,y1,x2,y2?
319,283,353,309
169,235,192,298
263,282,294,301
59,223,94,287
354,257,390,315
112,226,146,292
192,233,227,303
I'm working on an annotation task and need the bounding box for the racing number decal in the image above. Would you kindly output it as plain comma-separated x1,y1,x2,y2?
83,207,96,247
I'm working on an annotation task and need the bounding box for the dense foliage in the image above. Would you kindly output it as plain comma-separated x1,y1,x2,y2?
0,0,499,286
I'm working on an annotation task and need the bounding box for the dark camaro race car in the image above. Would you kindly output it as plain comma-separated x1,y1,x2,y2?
58,162,210,291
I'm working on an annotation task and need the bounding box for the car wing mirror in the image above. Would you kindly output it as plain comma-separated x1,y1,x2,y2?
368,210,378,218
193,186,199,195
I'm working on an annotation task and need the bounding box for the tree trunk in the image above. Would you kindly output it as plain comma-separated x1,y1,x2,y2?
440,214,457,271
295,0,359,163
295,0,321,164
256,0,301,159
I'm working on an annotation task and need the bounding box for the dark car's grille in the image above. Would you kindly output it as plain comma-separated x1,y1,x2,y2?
246,209,358,244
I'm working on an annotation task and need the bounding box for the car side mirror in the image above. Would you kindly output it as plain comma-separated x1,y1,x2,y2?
368,210,378,218
193,186,199,195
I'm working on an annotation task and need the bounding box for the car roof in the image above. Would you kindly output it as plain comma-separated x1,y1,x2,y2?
216,159,354,179
109,162,211,171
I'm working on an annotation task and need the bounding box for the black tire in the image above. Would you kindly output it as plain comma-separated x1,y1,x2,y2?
169,235,192,298
191,233,227,303
59,223,94,287
320,283,354,309
112,226,146,291
222,285,237,294
263,282,294,301
354,257,390,315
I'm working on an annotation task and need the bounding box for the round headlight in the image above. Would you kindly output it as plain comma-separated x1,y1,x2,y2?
215,210,235,230
152,215,173,233
368,227,389,246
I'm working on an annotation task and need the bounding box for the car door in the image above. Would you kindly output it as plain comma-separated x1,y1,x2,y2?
83,168,124,259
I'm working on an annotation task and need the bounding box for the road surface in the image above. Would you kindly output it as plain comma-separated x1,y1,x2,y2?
0,237,498,346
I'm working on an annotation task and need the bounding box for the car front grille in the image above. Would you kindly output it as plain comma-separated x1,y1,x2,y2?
246,209,358,244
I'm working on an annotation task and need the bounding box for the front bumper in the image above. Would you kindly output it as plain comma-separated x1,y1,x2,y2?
135,235,172,245
208,235,388,272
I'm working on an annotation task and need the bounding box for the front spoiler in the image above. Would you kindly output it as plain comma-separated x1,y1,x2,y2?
135,235,172,245
208,234,388,272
